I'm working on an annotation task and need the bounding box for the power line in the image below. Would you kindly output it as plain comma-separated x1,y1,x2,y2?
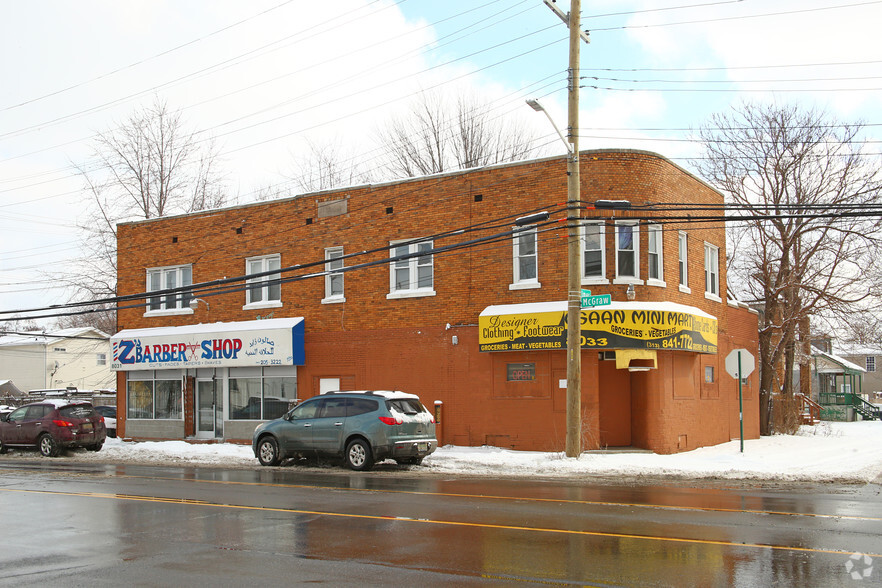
588,1,882,33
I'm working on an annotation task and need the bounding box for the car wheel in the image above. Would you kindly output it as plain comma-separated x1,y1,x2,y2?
0,439,7,454
107,429,117,438
39,433,60,457
87,441,104,452
257,436,281,467
344,438,374,471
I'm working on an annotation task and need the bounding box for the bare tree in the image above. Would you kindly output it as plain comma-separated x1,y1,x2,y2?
376,92,540,179
53,305,117,336
0,316,40,334
63,98,228,331
695,101,882,435
288,138,373,194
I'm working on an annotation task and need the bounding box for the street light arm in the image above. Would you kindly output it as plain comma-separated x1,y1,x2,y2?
526,99,573,156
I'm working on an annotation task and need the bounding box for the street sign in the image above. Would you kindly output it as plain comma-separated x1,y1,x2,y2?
725,349,755,379
725,348,755,454
580,289,611,308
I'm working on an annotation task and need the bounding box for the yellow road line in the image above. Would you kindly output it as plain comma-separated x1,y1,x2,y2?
2,466,877,523
1,486,879,559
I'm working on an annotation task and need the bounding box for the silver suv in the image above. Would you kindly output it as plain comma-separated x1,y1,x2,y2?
252,390,437,471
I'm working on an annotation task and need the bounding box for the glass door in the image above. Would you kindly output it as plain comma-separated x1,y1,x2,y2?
196,379,222,439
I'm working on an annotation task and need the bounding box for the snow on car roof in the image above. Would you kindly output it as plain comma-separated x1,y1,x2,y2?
27,398,91,408
322,390,421,400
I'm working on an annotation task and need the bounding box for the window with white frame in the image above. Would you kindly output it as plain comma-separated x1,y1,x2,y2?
324,247,344,301
246,254,281,306
389,240,434,296
704,243,720,299
647,224,663,283
678,231,689,289
583,222,606,280
867,356,876,372
615,222,639,280
512,226,538,286
146,265,192,312
96,353,106,366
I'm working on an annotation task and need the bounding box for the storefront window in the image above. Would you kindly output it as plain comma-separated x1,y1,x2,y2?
126,370,182,419
230,365,297,420
263,375,298,419
155,379,183,419
127,380,154,419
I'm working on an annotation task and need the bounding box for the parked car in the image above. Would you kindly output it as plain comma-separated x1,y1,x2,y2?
0,399,107,457
93,406,117,438
252,390,437,471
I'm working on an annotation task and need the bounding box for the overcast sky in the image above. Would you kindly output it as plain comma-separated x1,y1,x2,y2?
2,0,881,325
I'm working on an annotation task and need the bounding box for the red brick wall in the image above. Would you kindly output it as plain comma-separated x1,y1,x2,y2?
115,150,759,453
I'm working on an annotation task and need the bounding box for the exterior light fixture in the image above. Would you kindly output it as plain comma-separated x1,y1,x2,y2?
626,284,636,301
525,98,572,155
189,298,210,311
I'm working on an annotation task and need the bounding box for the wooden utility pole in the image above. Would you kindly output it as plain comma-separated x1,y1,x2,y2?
565,0,582,458
538,0,588,457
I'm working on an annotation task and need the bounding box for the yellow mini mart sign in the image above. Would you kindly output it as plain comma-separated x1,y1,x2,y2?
478,302,717,354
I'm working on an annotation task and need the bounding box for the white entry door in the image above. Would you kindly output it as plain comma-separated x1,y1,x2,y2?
196,379,223,439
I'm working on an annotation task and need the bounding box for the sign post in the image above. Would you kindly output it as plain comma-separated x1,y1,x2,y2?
725,349,756,453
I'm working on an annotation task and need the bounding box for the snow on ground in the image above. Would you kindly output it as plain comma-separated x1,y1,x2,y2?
5,421,882,484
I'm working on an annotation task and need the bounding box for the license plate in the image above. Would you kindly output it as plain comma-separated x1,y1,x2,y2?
417,442,428,452
82,423,92,431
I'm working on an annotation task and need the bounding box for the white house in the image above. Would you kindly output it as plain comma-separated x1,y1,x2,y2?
0,328,114,393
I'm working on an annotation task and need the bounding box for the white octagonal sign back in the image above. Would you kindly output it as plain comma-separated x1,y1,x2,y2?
725,348,756,379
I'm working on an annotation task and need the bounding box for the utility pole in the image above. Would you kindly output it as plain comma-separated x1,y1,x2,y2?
565,0,582,458
537,0,587,457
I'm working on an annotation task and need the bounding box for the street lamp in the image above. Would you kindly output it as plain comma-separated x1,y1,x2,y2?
526,99,571,155
526,95,582,458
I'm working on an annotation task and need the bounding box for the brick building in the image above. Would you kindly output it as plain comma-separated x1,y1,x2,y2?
111,150,760,453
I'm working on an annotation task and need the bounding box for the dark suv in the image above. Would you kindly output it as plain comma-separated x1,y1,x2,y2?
252,390,436,471
0,400,107,457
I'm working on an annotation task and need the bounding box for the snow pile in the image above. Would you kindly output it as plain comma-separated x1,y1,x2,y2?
421,421,882,482
94,438,256,465
4,421,881,483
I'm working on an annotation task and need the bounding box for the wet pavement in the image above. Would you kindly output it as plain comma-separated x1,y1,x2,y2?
0,460,880,586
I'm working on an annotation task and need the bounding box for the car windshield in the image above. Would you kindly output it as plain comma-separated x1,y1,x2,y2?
387,399,423,415
60,404,96,419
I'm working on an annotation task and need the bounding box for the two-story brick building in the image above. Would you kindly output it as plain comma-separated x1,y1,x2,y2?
111,149,760,453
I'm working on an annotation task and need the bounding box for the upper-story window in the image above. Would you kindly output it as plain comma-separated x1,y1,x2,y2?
324,247,345,303
388,240,435,299
582,222,607,283
704,243,720,301
678,231,690,292
146,265,192,313
511,226,539,289
867,356,876,372
647,224,664,285
245,254,282,307
614,222,640,283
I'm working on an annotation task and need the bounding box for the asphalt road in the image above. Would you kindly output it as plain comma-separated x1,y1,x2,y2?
0,459,880,586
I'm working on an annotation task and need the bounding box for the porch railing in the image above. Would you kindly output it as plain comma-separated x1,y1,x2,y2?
818,392,881,420
796,393,822,425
